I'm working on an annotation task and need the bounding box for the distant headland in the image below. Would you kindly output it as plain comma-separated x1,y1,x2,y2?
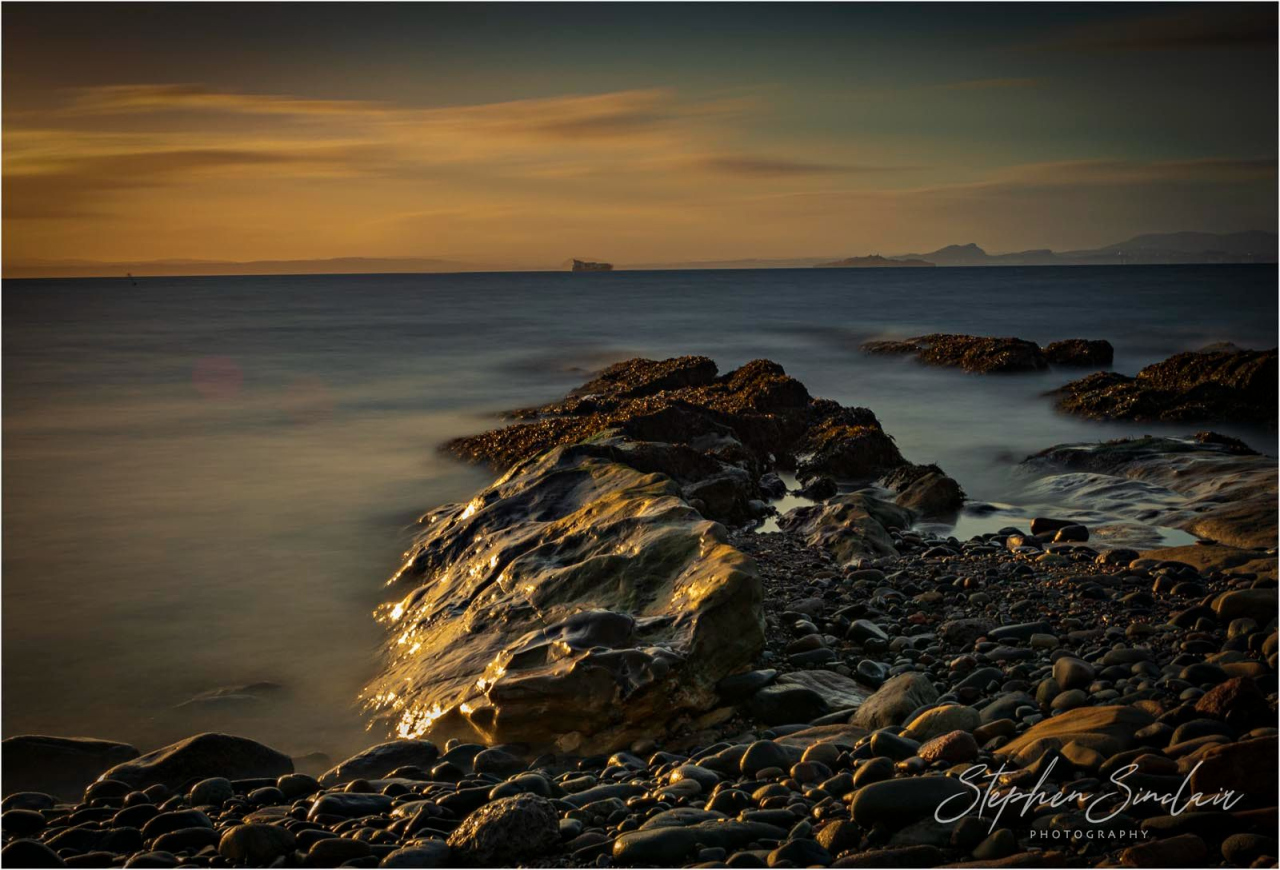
815,255,935,268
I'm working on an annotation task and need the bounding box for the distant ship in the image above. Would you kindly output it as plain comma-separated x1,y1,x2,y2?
571,259,613,272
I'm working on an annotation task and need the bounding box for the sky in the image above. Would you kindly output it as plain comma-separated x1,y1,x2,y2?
3,3,1277,269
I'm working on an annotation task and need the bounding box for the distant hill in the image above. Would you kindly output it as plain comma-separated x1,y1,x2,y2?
816,255,935,268
895,232,1277,267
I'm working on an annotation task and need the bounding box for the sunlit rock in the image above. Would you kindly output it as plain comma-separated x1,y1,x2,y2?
363,441,764,753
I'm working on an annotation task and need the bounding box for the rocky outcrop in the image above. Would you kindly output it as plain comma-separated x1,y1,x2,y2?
370,358,961,753
862,333,1112,373
364,441,764,753
447,357,911,509
1054,347,1276,424
1020,434,1277,549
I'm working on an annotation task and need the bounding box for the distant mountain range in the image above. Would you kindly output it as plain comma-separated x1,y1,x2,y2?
6,231,1275,278
892,231,1278,267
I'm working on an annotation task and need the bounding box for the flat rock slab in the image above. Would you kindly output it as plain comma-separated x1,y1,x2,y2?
774,670,871,711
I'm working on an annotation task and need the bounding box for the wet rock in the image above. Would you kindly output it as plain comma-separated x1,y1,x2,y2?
99,733,291,790
779,494,911,564
319,740,439,786
881,464,965,518
1021,436,1277,550
1,735,139,799
218,824,297,866
1055,348,1276,424
307,792,393,820
446,793,559,865
861,333,1048,373
366,442,764,753
852,673,939,730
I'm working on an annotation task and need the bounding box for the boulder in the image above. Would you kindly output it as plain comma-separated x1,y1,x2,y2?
445,793,559,865
852,673,939,730
1188,736,1278,801
318,740,439,786
778,493,911,564
1213,588,1279,623
881,464,965,518
98,733,292,790
364,443,764,753
995,706,1155,765
1,735,139,799
218,824,296,866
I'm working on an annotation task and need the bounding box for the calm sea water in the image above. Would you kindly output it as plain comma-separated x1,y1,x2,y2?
4,265,1276,762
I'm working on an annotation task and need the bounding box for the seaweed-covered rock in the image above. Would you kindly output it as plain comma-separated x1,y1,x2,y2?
446,358,909,510
1054,348,1276,424
862,334,1048,373
1044,339,1114,367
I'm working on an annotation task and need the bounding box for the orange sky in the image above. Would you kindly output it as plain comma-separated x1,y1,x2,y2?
4,4,1276,270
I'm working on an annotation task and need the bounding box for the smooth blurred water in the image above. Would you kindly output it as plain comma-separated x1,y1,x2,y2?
3,265,1276,760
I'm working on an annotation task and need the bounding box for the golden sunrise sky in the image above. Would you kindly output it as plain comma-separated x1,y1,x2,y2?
3,3,1276,269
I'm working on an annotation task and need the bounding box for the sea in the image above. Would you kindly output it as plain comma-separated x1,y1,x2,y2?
3,265,1276,763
